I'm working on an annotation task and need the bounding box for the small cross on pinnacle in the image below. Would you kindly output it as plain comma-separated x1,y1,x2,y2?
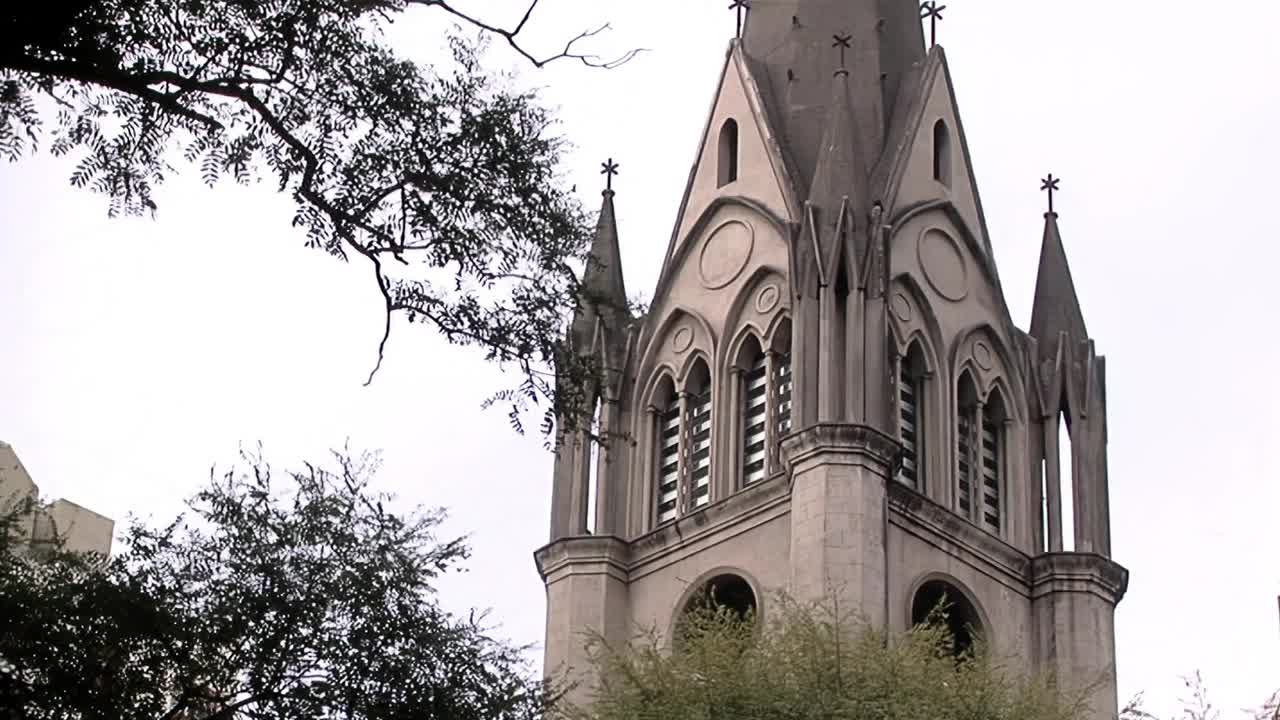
728,0,751,39
1040,174,1061,214
601,158,620,191
832,33,853,68
920,1,946,49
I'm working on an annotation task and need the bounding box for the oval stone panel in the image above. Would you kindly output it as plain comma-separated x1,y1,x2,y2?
699,220,754,290
917,228,968,302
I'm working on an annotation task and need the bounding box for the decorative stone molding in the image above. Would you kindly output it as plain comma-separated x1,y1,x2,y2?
1030,552,1129,605
917,227,969,302
629,471,790,570
780,423,901,473
698,219,755,289
534,535,632,583
888,481,1031,591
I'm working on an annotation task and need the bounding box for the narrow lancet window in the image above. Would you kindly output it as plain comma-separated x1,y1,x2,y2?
897,343,927,489
718,119,740,187
979,391,1006,535
775,353,793,437
933,119,951,185
686,362,713,509
956,372,979,519
655,378,680,525
742,349,769,487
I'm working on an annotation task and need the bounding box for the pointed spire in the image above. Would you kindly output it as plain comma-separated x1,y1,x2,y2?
573,165,628,352
1029,209,1089,359
809,60,868,216
582,184,627,312
805,58,870,281
742,0,926,190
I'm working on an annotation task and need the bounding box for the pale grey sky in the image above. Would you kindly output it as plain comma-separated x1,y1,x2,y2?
1,0,1277,714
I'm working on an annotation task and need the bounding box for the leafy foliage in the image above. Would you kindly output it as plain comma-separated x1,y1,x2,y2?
1,0,637,435
0,448,549,719
576,595,1087,720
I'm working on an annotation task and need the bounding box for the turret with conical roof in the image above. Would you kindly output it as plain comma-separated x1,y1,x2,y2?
551,172,633,543
1025,202,1112,557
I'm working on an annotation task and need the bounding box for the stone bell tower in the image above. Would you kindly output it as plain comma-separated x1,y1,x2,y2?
535,3,1127,718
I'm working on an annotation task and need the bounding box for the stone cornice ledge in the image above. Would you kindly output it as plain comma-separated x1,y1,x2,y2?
534,535,631,583
780,423,901,472
628,472,791,573
1030,552,1129,605
888,482,1032,591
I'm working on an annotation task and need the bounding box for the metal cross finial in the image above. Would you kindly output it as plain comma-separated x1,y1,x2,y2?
728,0,751,38
832,33,853,68
920,1,946,48
601,158,620,191
1040,174,1061,214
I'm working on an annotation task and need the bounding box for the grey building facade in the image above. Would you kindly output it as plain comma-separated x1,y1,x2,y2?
1,441,114,558
536,2,1126,718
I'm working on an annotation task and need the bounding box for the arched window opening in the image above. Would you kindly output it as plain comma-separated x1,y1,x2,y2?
686,361,714,511
1059,413,1076,552
718,119,740,187
956,372,979,521
684,574,757,620
933,119,951,185
654,376,680,526
739,338,768,488
897,342,928,490
979,390,1007,536
772,320,793,442
911,580,983,660
586,399,601,535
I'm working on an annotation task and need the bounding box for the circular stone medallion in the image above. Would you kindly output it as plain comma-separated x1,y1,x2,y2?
672,326,694,354
755,284,781,314
973,340,994,370
891,293,913,323
699,220,754,289
917,228,969,302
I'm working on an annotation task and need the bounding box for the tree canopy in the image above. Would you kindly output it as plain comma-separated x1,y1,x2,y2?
0,448,549,719
1,1,639,435
577,598,1089,720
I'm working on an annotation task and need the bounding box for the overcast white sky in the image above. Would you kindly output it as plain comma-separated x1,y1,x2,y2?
2,0,1278,714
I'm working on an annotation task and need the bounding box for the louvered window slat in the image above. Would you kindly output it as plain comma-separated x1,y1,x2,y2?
957,411,973,516
980,412,1002,534
657,406,681,524
742,357,769,486
897,364,920,489
688,389,713,508
776,355,793,436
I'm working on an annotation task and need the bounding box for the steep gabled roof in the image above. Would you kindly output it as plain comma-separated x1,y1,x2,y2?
1029,211,1089,357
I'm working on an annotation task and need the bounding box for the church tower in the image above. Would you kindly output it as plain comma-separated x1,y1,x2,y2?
536,3,1127,718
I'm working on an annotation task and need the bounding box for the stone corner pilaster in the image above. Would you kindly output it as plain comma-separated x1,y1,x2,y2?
779,423,901,475
534,534,632,583
1030,552,1129,605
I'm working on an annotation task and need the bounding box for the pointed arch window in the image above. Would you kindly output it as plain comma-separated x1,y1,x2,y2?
686,361,714,510
955,373,1007,536
956,372,979,519
773,320,793,441
740,339,769,487
735,320,793,490
654,376,681,525
897,342,928,490
933,119,951,186
718,119,740,187
979,390,1007,535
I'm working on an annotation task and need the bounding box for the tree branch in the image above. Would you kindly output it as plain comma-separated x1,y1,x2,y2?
411,0,645,69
